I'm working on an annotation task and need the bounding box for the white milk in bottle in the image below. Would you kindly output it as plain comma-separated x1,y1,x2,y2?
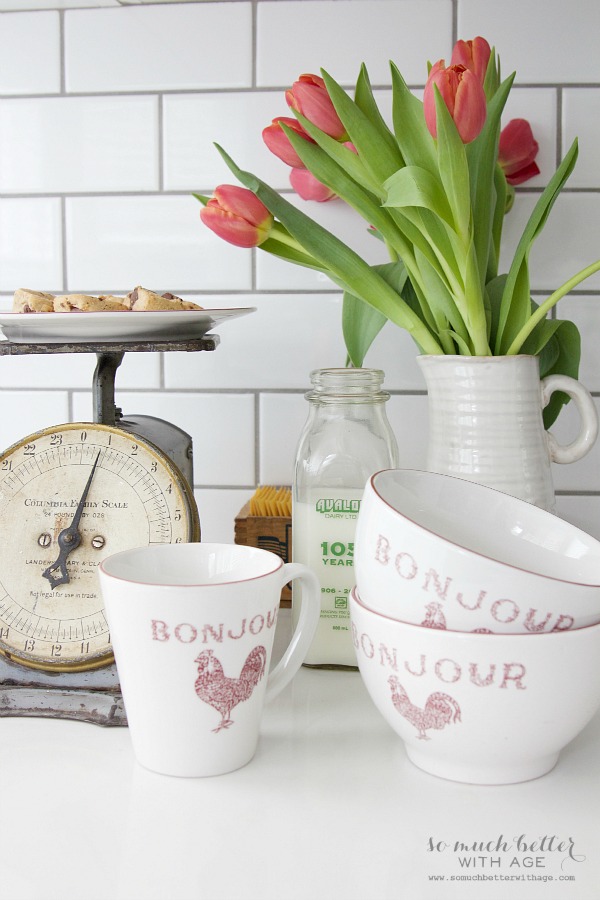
292,369,398,667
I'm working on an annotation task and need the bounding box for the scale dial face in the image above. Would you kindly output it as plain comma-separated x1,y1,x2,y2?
0,423,199,672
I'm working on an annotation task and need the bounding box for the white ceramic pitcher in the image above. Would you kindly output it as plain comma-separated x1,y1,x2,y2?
417,355,598,511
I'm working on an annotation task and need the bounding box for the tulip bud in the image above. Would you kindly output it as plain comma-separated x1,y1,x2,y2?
200,185,274,248
424,60,487,143
289,167,336,202
262,117,315,168
286,73,348,140
450,36,491,84
498,118,541,185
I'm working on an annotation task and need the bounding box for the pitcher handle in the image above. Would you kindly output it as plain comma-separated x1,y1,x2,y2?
265,563,320,703
542,374,599,464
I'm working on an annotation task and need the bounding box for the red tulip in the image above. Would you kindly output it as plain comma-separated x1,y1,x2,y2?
450,36,491,84
200,185,274,248
498,118,540,185
289,167,336,202
286,73,347,140
262,116,315,168
424,60,487,143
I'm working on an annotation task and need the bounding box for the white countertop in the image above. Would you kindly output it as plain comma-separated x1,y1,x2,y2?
1,612,599,900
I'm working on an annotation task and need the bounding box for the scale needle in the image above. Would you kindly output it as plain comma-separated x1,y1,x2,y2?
42,451,102,590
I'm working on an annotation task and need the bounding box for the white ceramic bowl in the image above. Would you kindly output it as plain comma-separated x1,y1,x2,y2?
350,587,600,784
354,469,600,634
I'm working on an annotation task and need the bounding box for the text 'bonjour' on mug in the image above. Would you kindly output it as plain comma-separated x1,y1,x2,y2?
98,543,320,777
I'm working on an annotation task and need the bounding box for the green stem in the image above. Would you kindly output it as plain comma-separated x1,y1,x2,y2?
506,260,600,354
269,223,315,255
385,240,399,263
464,244,492,355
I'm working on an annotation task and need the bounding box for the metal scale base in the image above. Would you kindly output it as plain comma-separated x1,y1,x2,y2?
0,335,218,725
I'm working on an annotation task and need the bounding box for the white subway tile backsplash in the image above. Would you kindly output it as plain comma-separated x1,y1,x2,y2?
164,293,347,390
363,325,428,392
0,12,60,95
555,495,600,542
257,251,338,293
65,195,251,292
72,390,255,486
0,348,160,391
0,392,69,452
256,0,453,87
195,487,254,544
163,92,294,193
558,297,600,393
0,96,159,193
259,392,305,485
0,197,63,291
0,0,598,538
551,396,600,491
563,89,600,189
0,1,117,7
386,394,429,469
530,194,600,294
64,4,253,93
499,193,600,293
459,0,600,84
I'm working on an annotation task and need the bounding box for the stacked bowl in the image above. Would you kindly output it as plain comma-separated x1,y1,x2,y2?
351,469,600,784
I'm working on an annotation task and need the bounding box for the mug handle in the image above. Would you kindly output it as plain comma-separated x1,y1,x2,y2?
542,374,599,464
265,562,320,703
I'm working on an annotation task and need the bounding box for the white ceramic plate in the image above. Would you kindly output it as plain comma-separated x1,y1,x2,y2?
0,308,256,344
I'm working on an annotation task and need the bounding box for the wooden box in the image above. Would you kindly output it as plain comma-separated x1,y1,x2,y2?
234,502,292,607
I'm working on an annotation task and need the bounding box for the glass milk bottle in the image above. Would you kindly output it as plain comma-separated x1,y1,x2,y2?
292,368,398,667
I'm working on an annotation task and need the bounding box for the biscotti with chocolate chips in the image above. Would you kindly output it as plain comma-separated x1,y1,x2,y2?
53,294,130,312
12,289,55,313
126,286,203,311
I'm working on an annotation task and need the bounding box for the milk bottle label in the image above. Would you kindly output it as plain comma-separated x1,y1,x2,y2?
293,488,362,665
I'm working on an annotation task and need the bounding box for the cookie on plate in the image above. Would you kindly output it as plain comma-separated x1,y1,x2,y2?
13,289,55,313
54,294,129,312
126,286,203,311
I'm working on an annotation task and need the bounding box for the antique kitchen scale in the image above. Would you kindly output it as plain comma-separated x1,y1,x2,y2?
0,308,253,725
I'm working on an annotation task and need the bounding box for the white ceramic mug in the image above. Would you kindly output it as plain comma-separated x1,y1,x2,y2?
99,543,320,777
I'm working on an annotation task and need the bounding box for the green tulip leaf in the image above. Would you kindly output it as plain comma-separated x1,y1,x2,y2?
485,273,508,349
412,245,466,341
259,237,329,271
281,122,415,262
383,166,454,228
496,139,579,353
343,293,388,367
538,319,581,428
389,62,437,174
433,87,471,237
320,69,404,184
285,114,382,197
482,47,501,101
354,63,404,162
488,164,508,279
447,330,472,355
466,73,514,287
343,259,408,365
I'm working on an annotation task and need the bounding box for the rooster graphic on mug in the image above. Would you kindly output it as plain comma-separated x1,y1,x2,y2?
194,646,267,732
